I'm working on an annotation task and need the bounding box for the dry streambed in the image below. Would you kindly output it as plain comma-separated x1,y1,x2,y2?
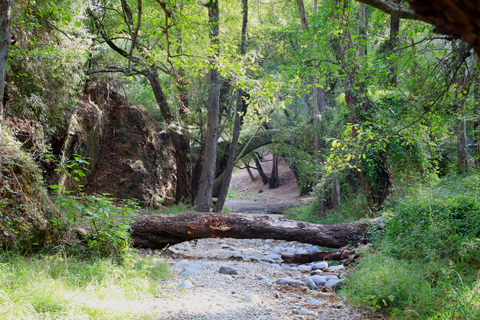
140,238,383,320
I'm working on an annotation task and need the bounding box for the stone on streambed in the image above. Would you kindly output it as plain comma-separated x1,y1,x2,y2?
276,278,305,286
306,298,323,306
298,265,312,273
325,279,344,291
312,262,328,270
308,275,327,286
177,279,194,289
305,277,318,290
219,266,238,275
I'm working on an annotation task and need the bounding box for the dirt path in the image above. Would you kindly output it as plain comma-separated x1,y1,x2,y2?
224,152,311,214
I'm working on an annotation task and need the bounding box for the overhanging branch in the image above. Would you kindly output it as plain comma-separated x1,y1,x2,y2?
355,0,416,20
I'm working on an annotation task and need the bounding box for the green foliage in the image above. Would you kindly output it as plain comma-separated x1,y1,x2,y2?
284,197,367,225
343,252,444,318
0,250,170,319
55,194,139,257
384,173,480,263
343,173,480,319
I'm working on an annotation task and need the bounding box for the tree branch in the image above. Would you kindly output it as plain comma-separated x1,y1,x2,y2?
355,0,417,20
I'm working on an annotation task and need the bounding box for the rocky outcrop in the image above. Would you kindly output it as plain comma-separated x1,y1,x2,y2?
78,88,176,208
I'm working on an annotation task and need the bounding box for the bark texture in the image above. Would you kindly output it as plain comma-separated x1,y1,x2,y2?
131,212,380,248
0,0,13,181
214,0,249,213
194,0,221,211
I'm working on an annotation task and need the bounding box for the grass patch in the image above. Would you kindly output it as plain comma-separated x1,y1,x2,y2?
154,202,192,215
0,249,170,319
342,172,480,319
283,197,367,225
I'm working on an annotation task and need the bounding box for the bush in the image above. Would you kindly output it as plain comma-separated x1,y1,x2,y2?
343,173,480,319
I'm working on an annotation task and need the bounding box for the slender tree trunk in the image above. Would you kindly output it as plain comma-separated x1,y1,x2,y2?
214,0,249,212
457,117,468,171
244,160,256,181
0,0,13,182
358,3,366,61
296,0,326,216
389,0,400,87
268,154,280,189
254,153,269,185
147,67,192,202
195,0,221,211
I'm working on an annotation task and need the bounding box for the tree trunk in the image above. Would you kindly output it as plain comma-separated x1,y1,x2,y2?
254,153,269,185
195,0,221,211
457,117,468,172
358,3,366,61
281,246,357,264
296,0,326,216
214,0,249,213
0,0,13,182
131,212,381,248
147,67,192,203
268,154,280,188
244,160,256,181
388,0,400,87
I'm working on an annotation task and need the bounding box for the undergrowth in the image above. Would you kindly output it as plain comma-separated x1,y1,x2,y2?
0,248,170,319
283,194,368,225
342,172,480,319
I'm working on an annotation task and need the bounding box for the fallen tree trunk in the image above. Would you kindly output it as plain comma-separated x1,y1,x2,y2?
131,212,383,249
281,246,357,264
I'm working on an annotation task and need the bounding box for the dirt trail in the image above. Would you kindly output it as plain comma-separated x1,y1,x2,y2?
224,153,311,214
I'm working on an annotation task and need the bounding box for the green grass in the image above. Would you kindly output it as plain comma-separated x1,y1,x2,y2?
283,196,368,225
0,249,170,319
154,202,192,215
341,172,480,319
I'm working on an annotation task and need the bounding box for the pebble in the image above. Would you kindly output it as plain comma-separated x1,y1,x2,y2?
308,275,327,286
299,307,312,314
276,278,305,286
326,279,344,291
219,266,238,275
326,275,339,281
298,265,312,272
174,260,190,268
305,277,318,290
312,262,328,270
310,269,323,276
306,298,323,305
177,279,194,289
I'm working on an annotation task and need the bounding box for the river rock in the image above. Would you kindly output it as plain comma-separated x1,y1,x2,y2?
219,266,238,275
177,279,194,289
325,279,344,291
312,262,328,270
276,278,305,286
308,275,327,286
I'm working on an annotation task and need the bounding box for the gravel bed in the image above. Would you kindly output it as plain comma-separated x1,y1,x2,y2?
139,238,383,320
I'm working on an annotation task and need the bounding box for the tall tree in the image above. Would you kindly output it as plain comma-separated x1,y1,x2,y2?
194,0,221,212
0,0,13,182
296,0,327,216
214,0,249,213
